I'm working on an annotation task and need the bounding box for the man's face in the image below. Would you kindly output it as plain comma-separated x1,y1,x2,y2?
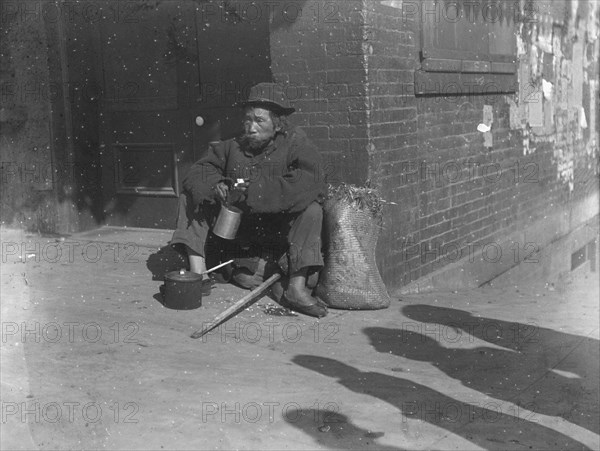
241,106,278,152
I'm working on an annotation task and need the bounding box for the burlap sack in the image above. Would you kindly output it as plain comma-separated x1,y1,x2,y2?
315,196,391,310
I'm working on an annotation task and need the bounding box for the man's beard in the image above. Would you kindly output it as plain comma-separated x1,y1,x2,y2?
240,133,273,153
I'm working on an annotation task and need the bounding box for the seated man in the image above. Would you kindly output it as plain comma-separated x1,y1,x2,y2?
171,83,328,318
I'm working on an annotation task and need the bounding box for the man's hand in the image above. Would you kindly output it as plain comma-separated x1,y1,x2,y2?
214,181,229,203
228,189,247,206
233,178,249,192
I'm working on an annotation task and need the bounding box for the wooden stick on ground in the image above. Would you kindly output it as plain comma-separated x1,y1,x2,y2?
191,273,281,339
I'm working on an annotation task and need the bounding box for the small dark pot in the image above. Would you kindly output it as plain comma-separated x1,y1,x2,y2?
163,270,203,310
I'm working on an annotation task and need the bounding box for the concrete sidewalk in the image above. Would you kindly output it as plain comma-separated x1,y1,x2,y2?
1,226,598,450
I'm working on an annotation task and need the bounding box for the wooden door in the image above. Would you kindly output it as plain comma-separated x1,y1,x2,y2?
94,1,200,228
93,0,271,228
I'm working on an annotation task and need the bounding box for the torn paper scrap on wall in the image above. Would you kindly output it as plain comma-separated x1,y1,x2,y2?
579,106,588,129
523,129,531,156
544,97,555,134
507,96,524,130
530,44,540,78
588,80,598,155
516,34,526,57
569,41,584,108
537,24,553,54
542,52,554,79
542,79,553,100
482,105,493,148
558,59,571,109
528,86,544,127
552,27,563,59
556,148,575,192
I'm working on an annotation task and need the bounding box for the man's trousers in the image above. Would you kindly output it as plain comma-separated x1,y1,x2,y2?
170,192,324,274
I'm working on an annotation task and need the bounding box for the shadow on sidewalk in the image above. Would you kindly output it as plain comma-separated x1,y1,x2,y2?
283,408,402,450
365,304,600,435
292,355,591,450
146,245,188,281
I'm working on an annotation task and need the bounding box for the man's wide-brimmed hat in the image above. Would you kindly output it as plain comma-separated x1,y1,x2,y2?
239,82,295,115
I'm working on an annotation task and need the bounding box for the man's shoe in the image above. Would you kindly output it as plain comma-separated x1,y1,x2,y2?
269,276,287,303
283,285,328,318
270,278,328,311
312,294,328,309
306,268,320,289
231,267,263,290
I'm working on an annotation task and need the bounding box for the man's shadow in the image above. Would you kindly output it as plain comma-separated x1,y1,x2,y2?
292,355,590,450
402,304,598,356
146,244,188,281
364,304,599,435
282,408,402,451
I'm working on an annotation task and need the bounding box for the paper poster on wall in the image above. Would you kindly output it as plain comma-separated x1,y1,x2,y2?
589,81,598,145
507,97,523,129
580,106,588,129
483,105,493,148
542,79,553,100
528,88,544,127
544,99,554,134
483,105,493,126
519,58,530,104
570,42,584,108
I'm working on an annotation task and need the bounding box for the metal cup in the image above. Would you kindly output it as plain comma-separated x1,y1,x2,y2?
213,204,242,240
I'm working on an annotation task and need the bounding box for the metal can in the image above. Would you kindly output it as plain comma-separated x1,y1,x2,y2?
213,204,242,240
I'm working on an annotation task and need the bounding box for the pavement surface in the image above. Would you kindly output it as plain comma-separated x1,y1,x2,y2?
1,226,598,450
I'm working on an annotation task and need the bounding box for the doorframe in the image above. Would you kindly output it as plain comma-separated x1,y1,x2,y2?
44,1,79,234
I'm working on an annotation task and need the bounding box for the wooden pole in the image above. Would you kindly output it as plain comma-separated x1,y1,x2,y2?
191,273,281,339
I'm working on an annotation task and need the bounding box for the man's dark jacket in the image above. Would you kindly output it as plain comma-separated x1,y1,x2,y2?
183,127,327,214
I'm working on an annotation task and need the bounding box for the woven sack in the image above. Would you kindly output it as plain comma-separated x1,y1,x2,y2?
315,196,391,310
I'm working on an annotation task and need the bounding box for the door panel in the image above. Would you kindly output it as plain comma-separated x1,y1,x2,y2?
113,143,178,196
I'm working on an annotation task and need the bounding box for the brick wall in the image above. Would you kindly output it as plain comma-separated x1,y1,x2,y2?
270,0,599,292
269,0,370,185
363,2,420,286
365,0,599,291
